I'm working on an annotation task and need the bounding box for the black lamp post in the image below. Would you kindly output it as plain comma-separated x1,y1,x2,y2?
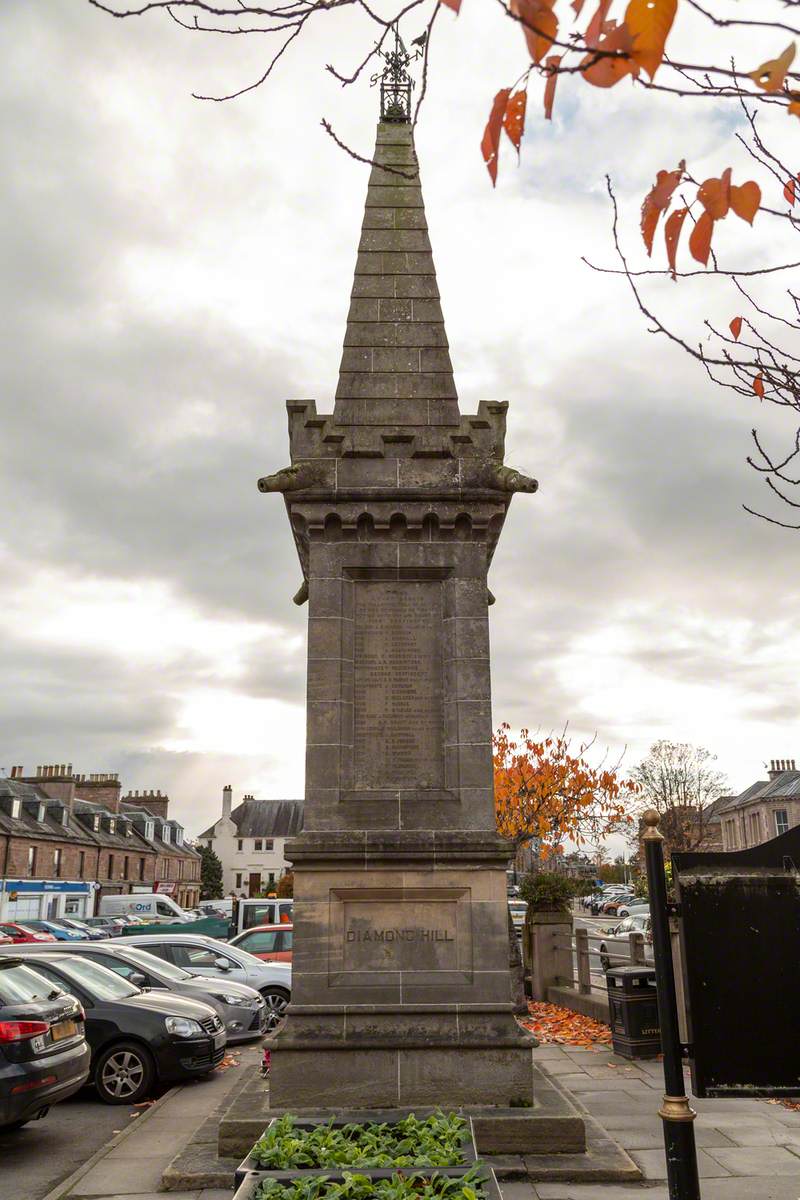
642,808,701,1200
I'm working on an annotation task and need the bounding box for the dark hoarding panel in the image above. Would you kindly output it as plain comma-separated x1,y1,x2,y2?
673,825,800,1098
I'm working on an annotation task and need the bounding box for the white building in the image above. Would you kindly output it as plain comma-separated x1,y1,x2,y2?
197,787,303,897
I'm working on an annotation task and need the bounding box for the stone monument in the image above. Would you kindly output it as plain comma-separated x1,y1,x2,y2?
260,30,539,1111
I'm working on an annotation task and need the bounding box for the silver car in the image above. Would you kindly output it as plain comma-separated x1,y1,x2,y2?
0,941,268,1043
115,933,291,1030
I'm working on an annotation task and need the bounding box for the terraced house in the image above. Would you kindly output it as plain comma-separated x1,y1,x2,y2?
0,764,200,921
719,758,800,850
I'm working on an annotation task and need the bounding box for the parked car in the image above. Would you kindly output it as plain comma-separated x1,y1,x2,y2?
615,900,648,920
0,957,91,1130
0,942,269,1044
116,933,291,1030
0,923,57,945
598,914,652,972
0,933,12,946
48,918,108,941
229,924,293,963
508,901,528,938
83,917,128,937
12,953,226,1103
23,920,87,942
599,893,635,916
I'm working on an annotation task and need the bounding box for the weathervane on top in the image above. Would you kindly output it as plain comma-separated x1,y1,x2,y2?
371,23,427,123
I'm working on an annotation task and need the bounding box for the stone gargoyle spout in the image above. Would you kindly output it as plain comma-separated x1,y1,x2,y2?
483,462,539,494
257,463,319,493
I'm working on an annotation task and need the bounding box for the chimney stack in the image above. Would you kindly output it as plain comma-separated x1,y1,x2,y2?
223,784,233,820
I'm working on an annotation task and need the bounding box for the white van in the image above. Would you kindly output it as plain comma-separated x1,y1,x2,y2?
237,898,293,934
99,893,194,923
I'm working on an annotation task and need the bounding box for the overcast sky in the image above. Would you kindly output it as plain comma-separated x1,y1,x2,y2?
1,3,797,840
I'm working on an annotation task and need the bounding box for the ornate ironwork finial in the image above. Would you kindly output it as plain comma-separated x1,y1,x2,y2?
370,23,424,123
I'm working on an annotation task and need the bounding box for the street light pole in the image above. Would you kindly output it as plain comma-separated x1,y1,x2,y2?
643,809,701,1200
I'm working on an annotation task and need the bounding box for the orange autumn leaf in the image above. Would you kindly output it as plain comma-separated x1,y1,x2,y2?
582,20,638,88
698,168,731,219
784,178,796,205
521,1002,612,1047
543,55,562,119
753,375,765,398
503,89,528,152
664,205,688,277
789,97,800,119
748,42,796,93
584,0,613,48
440,0,462,10
511,0,558,64
625,0,677,81
481,88,511,186
640,160,685,254
689,210,714,265
572,0,588,15
729,316,743,340
730,180,761,224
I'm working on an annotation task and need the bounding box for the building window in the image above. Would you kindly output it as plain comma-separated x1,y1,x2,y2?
124,856,129,879
264,839,273,851
79,851,86,879
178,859,184,879
237,839,243,852
775,809,789,836
254,839,263,851
235,872,242,889
139,857,146,881
108,853,115,878
27,846,37,876
54,848,62,878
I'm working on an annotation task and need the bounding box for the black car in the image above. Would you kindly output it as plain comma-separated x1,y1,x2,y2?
19,954,226,1104
0,957,91,1130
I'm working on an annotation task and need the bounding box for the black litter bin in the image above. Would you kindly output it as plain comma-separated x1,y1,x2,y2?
606,965,661,1059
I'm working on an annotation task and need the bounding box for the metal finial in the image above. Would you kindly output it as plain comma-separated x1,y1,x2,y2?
370,22,423,123
642,809,664,841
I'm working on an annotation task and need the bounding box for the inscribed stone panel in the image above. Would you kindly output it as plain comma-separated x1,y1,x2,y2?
353,579,444,790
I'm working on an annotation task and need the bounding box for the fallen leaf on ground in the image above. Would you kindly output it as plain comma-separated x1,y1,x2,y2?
519,1001,612,1046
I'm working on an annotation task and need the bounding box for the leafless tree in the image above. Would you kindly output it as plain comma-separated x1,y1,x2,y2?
629,739,728,854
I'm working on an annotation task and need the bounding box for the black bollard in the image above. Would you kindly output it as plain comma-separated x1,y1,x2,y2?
642,809,701,1200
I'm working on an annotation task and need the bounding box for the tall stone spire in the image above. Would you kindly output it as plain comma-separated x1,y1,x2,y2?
334,122,460,429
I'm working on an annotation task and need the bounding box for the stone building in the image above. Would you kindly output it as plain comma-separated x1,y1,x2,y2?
0,765,200,919
198,786,303,896
719,759,799,851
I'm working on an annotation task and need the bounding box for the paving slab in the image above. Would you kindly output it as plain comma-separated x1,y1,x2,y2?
699,1179,800,1200
69,1157,167,1196
704,1144,800,1175
536,1185,668,1200
628,1147,731,1179
497,1182,541,1200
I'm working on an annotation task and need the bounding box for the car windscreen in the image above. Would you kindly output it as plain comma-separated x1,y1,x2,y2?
41,957,141,1000
0,963,67,1005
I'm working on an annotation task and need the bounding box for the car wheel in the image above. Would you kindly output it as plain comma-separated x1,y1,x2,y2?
260,987,290,1031
94,1041,155,1105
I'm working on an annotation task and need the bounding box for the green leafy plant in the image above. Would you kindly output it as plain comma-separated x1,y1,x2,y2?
518,871,574,914
251,1113,471,1170
255,1166,489,1200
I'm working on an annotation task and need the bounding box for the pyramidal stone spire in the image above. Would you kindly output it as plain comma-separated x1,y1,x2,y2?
334,122,460,429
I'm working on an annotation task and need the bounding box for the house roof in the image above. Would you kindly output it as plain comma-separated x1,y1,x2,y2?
719,770,800,814
702,795,733,822
199,799,303,841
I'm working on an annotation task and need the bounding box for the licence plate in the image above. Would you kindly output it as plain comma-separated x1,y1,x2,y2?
52,1019,78,1042
213,1032,225,1050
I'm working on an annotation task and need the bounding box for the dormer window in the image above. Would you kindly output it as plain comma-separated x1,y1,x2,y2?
162,826,171,844
109,818,116,834
37,803,46,823
11,799,21,819
145,821,154,840
175,827,184,846
93,815,100,831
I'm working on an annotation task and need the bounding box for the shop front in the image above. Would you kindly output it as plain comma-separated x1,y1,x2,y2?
0,879,95,922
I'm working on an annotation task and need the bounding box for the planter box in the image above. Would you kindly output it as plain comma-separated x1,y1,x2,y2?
235,1114,477,1187
232,1165,501,1200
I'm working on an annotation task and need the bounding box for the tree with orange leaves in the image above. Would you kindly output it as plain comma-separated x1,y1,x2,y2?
493,723,635,857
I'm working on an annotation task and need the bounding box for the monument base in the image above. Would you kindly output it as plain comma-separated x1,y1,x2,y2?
268,1040,536,1109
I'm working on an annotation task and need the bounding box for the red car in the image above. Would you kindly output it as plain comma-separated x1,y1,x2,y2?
229,924,293,963
0,922,57,944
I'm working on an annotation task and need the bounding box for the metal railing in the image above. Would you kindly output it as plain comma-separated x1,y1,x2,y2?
554,927,652,996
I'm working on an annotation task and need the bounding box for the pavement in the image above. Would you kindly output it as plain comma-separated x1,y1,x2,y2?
25,1038,800,1200
500,1043,800,1199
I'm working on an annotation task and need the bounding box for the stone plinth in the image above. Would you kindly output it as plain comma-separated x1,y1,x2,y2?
260,120,540,1112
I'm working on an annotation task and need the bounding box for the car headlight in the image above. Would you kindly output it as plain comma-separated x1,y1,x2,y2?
165,1016,204,1038
213,994,245,1007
